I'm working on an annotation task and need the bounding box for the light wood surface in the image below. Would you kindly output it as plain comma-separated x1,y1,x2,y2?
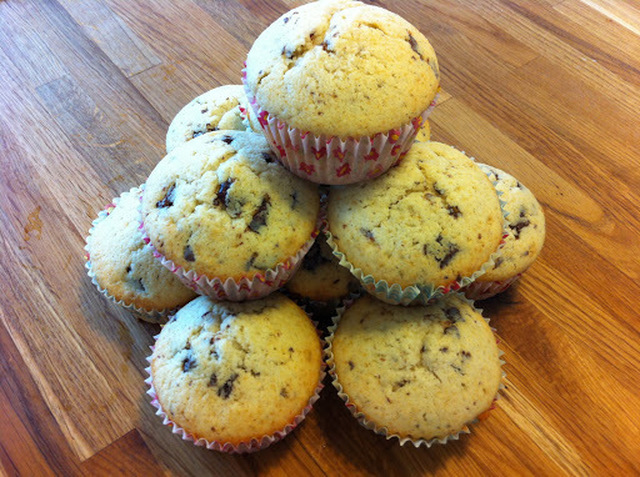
1,0,639,475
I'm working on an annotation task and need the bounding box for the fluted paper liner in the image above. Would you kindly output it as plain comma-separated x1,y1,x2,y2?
324,295,506,447
84,187,180,324
243,68,438,185
325,163,511,305
145,322,326,453
463,273,523,301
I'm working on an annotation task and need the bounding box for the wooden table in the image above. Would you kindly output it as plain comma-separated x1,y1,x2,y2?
1,0,639,475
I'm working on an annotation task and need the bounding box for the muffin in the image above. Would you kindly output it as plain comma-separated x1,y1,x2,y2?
141,130,321,300
326,293,503,446
327,141,506,305
285,233,360,326
85,187,197,323
243,0,440,184
166,85,254,153
464,164,546,300
147,293,324,453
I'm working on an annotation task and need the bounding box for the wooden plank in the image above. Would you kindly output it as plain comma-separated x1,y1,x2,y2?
55,0,161,77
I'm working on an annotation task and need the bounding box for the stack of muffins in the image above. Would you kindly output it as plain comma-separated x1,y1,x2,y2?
85,0,545,453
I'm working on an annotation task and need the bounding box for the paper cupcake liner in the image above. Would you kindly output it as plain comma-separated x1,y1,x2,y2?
84,188,179,324
463,274,522,301
145,333,326,454
324,162,511,305
324,295,506,447
138,185,321,301
242,68,438,185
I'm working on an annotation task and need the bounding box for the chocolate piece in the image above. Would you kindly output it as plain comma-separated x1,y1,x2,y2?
213,178,235,208
407,32,424,61
510,219,530,239
182,354,197,372
208,373,218,387
156,184,176,208
447,205,462,218
183,245,195,262
248,195,271,233
262,152,276,163
360,228,375,242
218,374,238,399
220,135,233,144
439,244,460,269
444,307,463,322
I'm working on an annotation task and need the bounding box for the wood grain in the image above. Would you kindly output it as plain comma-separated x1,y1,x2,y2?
1,0,639,475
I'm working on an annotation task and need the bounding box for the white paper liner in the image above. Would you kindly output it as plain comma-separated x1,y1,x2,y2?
463,274,522,301
138,185,322,301
324,161,511,305
243,68,438,185
145,326,326,453
324,295,506,447
84,187,181,324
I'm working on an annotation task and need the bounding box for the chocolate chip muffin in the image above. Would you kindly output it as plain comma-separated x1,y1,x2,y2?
243,0,440,184
327,293,503,446
464,164,546,300
327,141,505,304
141,130,321,299
166,85,253,153
285,233,360,326
85,187,197,322
148,293,324,452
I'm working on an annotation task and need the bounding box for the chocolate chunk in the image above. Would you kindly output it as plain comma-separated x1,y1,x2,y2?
185,339,191,350
183,245,195,262
192,131,204,139
208,373,218,387
283,16,289,24
494,256,504,269
433,183,445,196
444,307,462,322
182,354,197,372
395,379,409,389
360,228,375,242
262,152,276,164
450,364,465,375
245,252,258,271
444,324,460,337
447,205,462,218
348,360,355,370
248,195,271,233
213,178,235,208
200,107,208,114
439,244,460,269
220,135,233,144
280,388,289,398
510,219,530,239
125,265,132,274
440,347,449,353
250,369,261,377
436,233,444,245
218,374,238,399
460,350,472,359
407,32,424,60
205,124,218,133
156,184,176,208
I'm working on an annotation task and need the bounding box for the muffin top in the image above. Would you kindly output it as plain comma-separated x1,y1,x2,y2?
244,0,439,137
166,85,253,153
285,233,360,302
476,164,545,281
327,142,504,289
86,187,197,313
142,131,320,281
150,293,323,446
329,294,502,441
